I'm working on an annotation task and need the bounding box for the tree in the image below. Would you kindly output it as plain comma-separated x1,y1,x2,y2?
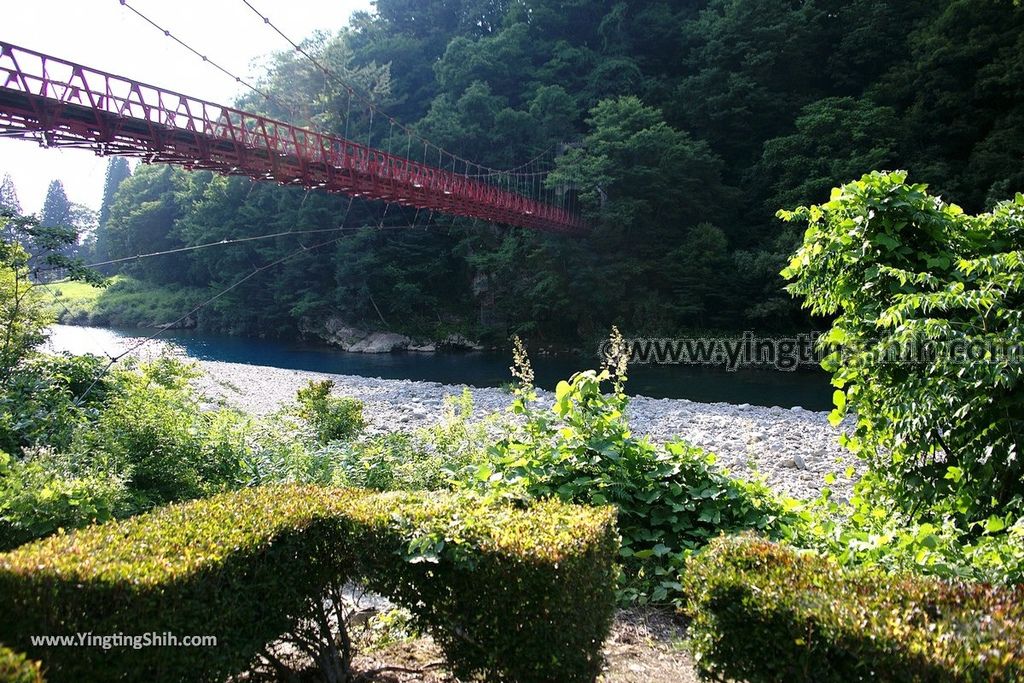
674,0,837,168
0,218,51,383
664,223,731,328
40,180,73,230
78,0,1024,343
0,174,22,243
434,23,536,105
70,204,99,263
93,158,132,263
38,180,79,261
103,165,190,284
0,174,21,216
548,96,737,330
528,85,579,143
238,32,393,138
871,0,1024,209
98,158,131,228
0,213,102,383
757,97,900,217
781,171,1024,519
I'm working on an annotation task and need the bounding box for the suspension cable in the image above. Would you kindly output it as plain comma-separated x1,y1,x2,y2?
237,0,545,179
119,0,318,128
36,221,434,280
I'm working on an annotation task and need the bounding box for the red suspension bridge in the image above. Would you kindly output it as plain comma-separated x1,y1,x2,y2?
0,41,587,236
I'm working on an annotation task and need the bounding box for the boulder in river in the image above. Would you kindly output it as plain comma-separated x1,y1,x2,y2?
301,317,410,353
439,333,484,351
348,332,410,353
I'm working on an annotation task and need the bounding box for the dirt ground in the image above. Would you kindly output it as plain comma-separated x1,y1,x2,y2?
349,609,700,683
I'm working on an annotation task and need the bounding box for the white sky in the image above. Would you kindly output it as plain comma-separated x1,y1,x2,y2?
0,0,372,214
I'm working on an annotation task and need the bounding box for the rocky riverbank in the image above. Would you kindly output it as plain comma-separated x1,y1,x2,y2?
194,359,858,500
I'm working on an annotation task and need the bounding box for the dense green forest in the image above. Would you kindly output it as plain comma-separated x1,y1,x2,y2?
87,0,1024,345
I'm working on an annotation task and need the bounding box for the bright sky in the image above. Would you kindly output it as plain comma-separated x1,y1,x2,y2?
0,0,372,214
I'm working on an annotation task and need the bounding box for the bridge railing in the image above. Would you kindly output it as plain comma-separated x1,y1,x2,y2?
0,41,585,234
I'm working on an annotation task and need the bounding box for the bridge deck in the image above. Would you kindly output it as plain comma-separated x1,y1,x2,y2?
0,42,586,235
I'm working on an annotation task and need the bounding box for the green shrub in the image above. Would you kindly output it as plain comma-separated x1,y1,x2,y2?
75,357,249,508
0,451,130,551
473,334,795,605
330,391,491,491
0,234,52,384
0,356,270,549
0,645,43,683
791,469,1024,585
234,419,333,486
293,380,365,443
780,173,1024,519
0,485,618,683
0,354,111,456
416,387,493,472
684,535,1024,682
329,432,430,490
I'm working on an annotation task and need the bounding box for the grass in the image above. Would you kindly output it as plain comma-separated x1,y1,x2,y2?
41,276,203,329
42,279,107,304
40,278,110,325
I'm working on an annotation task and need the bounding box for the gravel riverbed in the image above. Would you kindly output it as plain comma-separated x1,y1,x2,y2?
194,359,859,500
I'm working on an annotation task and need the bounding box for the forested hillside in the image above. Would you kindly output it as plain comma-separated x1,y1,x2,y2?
92,0,1024,345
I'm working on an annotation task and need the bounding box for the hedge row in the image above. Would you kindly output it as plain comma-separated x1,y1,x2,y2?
0,486,618,682
0,646,42,683
684,535,1024,682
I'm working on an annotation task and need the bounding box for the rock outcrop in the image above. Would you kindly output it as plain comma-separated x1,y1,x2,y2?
302,318,410,353
439,333,485,351
301,317,485,354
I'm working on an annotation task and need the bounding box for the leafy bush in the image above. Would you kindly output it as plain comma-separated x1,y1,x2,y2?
788,468,1024,585
0,450,129,551
234,419,336,487
74,357,250,508
0,354,111,456
413,387,493,476
293,380,365,443
474,335,795,605
329,432,432,490
0,355,268,548
685,535,1024,682
2,214,104,383
0,646,43,683
330,389,491,491
0,234,52,384
0,486,618,683
780,172,1024,519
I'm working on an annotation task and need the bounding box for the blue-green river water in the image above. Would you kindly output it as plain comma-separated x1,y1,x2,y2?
46,325,832,410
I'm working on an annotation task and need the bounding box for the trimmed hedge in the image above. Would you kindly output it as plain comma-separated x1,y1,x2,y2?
0,647,43,683
684,535,1024,682
0,486,618,682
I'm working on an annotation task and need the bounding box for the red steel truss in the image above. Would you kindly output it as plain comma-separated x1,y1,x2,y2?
0,42,586,235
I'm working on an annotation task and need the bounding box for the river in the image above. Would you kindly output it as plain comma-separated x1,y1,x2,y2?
45,324,833,410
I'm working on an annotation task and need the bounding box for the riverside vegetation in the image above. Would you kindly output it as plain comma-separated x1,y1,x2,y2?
2,171,1024,680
